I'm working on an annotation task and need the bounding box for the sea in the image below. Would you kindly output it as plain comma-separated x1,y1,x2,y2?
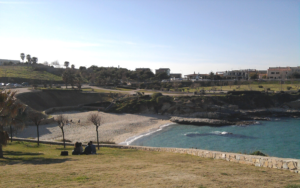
125,118,300,159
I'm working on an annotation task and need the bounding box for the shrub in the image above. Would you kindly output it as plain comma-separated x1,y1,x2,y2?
56,85,61,88
250,150,267,156
151,92,163,101
156,95,173,104
258,85,263,88
287,86,292,90
32,84,38,89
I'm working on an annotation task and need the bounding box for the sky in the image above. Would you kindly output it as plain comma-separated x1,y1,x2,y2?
0,0,299,75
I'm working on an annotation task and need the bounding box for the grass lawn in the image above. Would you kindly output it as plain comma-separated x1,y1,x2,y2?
0,66,62,81
179,82,300,93
82,88,120,93
0,142,299,188
115,88,135,91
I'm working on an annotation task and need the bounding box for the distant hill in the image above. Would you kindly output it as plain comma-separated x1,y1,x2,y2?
0,65,63,82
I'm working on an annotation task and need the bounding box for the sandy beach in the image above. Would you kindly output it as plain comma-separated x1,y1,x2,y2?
15,111,172,144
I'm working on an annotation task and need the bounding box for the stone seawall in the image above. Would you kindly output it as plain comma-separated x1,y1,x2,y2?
117,145,299,174
12,138,300,174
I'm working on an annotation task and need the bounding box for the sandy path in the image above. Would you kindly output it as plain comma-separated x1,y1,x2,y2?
15,111,172,144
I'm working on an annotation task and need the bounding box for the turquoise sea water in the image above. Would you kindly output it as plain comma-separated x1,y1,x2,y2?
130,118,300,159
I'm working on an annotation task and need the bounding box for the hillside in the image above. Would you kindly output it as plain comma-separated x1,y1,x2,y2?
16,90,114,111
0,65,62,81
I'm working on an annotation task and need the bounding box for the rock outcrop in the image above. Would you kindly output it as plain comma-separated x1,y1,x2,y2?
170,117,255,126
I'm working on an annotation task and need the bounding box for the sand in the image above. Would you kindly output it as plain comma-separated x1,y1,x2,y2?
15,111,172,144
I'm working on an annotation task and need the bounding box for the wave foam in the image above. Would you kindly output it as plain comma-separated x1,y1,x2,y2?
119,123,175,145
184,132,199,136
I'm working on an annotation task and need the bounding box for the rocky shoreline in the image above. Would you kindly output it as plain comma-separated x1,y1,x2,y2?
170,108,300,126
170,117,256,126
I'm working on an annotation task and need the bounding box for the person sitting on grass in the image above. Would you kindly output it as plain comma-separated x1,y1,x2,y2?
72,142,82,155
90,141,96,154
84,142,92,154
78,142,83,153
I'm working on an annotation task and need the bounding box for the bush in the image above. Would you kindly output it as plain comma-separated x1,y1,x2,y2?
151,92,163,101
258,85,263,88
56,85,61,88
32,84,38,89
156,95,173,104
250,150,267,156
287,86,292,90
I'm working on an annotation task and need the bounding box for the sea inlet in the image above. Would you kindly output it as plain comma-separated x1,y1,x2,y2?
130,118,300,159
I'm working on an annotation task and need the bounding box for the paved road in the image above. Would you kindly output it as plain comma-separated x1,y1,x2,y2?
1,87,35,95
1,84,227,97
86,85,227,96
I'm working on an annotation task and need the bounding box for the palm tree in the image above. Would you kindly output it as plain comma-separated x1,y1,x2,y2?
26,54,31,65
20,53,25,63
64,61,69,68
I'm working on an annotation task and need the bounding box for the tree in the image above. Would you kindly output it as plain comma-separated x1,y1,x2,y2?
79,66,86,71
20,53,25,63
43,61,49,66
0,90,24,158
26,54,31,65
28,111,45,146
32,57,38,65
249,73,258,80
209,72,214,79
51,60,60,68
87,113,102,150
71,64,75,69
64,61,70,68
291,72,300,79
55,114,68,148
75,73,83,89
62,69,76,88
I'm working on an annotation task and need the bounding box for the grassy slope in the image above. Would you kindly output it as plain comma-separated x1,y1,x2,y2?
0,66,62,81
0,142,299,188
178,81,300,92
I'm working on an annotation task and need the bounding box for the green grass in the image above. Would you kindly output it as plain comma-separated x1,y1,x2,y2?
82,88,120,93
285,185,300,188
115,88,135,91
1,141,300,187
178,83,300,92
0,66,62,81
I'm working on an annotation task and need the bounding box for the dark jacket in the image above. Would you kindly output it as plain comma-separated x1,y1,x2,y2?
84,145,92,154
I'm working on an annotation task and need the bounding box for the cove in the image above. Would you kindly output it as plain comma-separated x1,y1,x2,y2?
130,118,300,159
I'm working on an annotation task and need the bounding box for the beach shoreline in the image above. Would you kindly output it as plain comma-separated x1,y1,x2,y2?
15,111,172,144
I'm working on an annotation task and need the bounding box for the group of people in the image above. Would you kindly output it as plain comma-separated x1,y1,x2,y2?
72,141,96,155
66,119,81,124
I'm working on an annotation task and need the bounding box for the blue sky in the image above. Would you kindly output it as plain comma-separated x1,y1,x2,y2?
0,0,299,75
